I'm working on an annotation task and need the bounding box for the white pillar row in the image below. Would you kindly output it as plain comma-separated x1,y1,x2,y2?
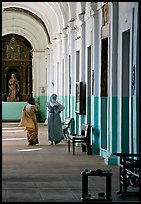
91,3,100,97
47,44,54,96
56,33,62,96
78,13,86,82
109,2,118,154
45,47,50,97
51,41,57,94
32,51,41,96
62,27,69,97
68,20,76,97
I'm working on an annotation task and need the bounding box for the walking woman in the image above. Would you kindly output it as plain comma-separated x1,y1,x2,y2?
47,93,65,145
19,97,39,145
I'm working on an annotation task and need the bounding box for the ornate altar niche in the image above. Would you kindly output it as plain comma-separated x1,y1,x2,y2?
2,34,33,102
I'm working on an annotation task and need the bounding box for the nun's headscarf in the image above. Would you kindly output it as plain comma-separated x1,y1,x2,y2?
50,94,59,107
47,93,64,111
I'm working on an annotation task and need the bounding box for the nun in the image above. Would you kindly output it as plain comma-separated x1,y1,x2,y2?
47,93,65,145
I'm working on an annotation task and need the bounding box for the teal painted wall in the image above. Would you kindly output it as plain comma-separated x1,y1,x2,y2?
44,94,139,161
2,96,47,122
92,96,100,154
70,96,76,134
101,97,107,151
86,96,91,124
2,102,27,121
62,96,69,121
121,97,129,153
112,97,118,152
71,96,75,119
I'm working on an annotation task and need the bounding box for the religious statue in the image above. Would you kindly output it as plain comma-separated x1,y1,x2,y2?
7,73,20,102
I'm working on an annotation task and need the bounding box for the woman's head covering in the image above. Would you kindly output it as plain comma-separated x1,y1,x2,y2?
50,94,59,107
27,97,35,105
48,93,64,111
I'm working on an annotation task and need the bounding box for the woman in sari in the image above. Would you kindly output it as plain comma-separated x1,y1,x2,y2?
47,93,65,145
19,97,39,145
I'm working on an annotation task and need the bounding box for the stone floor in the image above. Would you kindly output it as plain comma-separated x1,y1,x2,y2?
2,122,139,203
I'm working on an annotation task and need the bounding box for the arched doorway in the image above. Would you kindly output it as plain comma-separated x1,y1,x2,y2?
2,34,33,102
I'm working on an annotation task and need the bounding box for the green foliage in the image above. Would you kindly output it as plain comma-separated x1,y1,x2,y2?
35,97,42,121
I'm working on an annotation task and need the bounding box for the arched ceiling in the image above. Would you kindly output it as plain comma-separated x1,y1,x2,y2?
2,2,85,43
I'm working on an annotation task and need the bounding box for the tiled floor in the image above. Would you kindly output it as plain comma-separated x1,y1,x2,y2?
2,122,139,202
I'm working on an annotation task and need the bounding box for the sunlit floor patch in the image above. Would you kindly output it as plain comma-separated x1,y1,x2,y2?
16,148,43,152
2,127,25,130
2,137,26,141
2,130,25,133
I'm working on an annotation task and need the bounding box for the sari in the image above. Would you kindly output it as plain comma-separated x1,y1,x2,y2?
19,105,39,145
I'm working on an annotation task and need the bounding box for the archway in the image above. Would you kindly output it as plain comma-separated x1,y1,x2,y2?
2,34,33,102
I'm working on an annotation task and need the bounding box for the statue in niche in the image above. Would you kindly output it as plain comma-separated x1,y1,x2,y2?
7,73,20,102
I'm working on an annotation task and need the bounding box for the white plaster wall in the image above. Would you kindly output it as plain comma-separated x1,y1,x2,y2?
67,21,76,97
85,8,93,95
117,2,138,153
62,30,69,97
46,44,55,97
117,2,138,97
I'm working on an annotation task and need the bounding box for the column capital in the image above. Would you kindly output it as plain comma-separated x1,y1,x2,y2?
62,27,68,37
46,43,53,51
68,19,76,29
78,12,85,22
56,33,62,41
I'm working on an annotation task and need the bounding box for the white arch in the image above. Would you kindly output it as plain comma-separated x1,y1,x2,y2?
57,2,69,28
68,2,77,21
2,11,49,51
2,2,70,42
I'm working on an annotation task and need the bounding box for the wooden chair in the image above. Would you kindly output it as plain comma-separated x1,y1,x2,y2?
62,117,74,140
113,153,139,198
67,123,92,155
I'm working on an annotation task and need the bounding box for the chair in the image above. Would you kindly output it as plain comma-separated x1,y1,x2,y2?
113,153,139,198
62,117,74,140
68,123,92,155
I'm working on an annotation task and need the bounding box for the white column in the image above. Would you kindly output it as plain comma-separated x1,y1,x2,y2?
56,33,62,96
78,13,85,82
68,20,76,97
32,51,40,96
62,27,69,97
47,44,54,96
51,41,57,94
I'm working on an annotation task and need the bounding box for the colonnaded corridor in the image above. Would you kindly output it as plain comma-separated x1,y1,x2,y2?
2,122,139,202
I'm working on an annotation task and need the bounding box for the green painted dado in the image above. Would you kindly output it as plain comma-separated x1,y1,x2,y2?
91,96,100,154
61,95,69,121
86,96,91,123
71,96,75,119
70,96,76,134
2,96,47,122
121,97,129,153
111,97,118,153
2,102,27,121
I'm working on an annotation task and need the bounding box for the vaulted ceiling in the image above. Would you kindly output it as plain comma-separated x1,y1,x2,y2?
2,2,86,44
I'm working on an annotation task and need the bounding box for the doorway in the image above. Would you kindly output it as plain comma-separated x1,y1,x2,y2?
2,34,32,102
101,38,108,150
121,29,130,152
